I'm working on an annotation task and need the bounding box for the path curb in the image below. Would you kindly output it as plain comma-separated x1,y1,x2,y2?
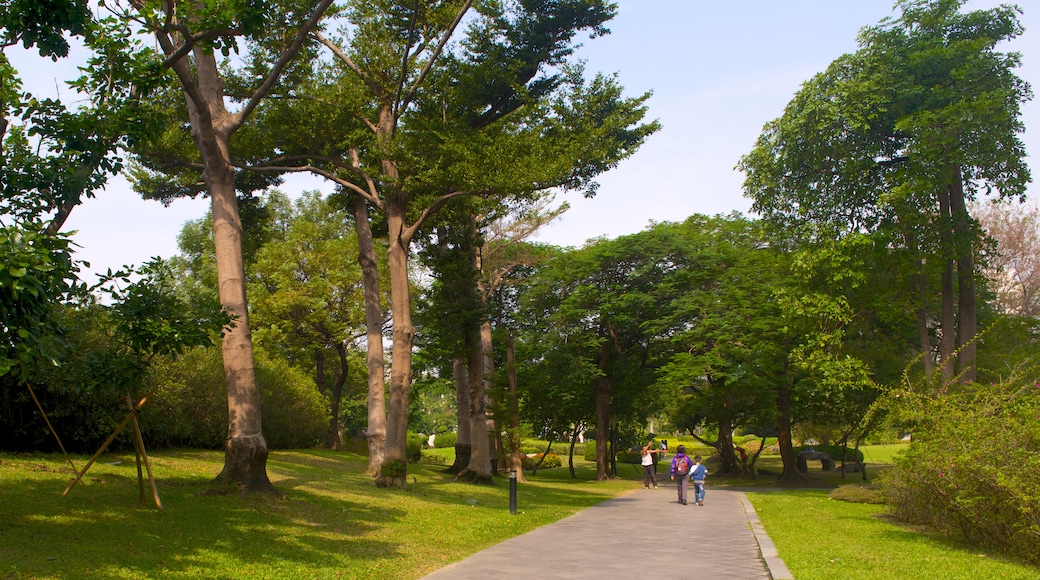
739,492,794,580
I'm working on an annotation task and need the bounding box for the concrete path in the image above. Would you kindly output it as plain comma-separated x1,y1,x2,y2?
420,482,793,579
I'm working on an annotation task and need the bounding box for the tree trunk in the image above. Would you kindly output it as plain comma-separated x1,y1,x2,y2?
938,186,957,383
458,327,493,483
567,427,581,479
715,419,739,476
593,341,612,481
916,265,934,377
378,202,413,489
180,49,274,495
948,166,977,383
447,358,472,474
481,318,503,473
326,344,348,450
352,194,387,474
505,337,526,482
775,375,808,484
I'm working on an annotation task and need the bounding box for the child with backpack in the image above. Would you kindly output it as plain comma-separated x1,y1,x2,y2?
669,444,693,505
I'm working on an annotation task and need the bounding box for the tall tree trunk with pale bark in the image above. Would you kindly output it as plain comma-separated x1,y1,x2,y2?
379,200,415,489
146,0,333,495
505,337,526,482
173,48,274,495
353,194,387,473
447,358,472,474
459,328,492,483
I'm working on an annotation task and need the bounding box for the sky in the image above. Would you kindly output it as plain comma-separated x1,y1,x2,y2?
8,0,1039,279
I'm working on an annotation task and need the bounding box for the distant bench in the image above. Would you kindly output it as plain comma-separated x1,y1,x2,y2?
796,450,835,473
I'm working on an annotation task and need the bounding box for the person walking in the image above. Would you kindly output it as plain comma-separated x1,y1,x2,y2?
640,442,660,489
670,444,693,505
691,455,707,506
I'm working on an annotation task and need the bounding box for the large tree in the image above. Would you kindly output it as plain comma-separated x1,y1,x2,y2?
121,0,335,493
251,0,656,487
740,0,1032,384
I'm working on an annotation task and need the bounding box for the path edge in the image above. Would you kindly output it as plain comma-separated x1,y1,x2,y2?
738,492,794,580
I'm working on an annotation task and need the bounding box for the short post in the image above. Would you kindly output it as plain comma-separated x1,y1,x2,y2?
509,470,518,515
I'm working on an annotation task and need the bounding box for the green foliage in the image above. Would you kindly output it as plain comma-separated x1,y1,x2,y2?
0,225,77,377
406,432,425,463
521,453,562,470
380,459,406,478
584,441,596,461
615,449,641,464
433,431,458,449
881,373,1040,565
518,440,545,455
144,346,329,450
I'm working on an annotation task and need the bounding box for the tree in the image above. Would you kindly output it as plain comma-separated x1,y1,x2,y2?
251,0,656,487
654,215,780,476
740,0,1032,384
248,191,380,448
2,1,163,378
518,226,693,480
121,0,335,494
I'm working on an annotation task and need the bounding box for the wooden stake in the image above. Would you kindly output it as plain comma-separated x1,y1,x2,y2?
62,393,151,498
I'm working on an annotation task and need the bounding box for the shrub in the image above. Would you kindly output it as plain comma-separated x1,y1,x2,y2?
406,432,424,463
830,484,884,504
143,345,329,449
583,441,600,461
880,375,1040,565
521,439,551,454
433,431,457,449
521,453,562,470
615,449,641,464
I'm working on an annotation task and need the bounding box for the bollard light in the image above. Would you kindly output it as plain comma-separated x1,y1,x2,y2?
509,469,517,515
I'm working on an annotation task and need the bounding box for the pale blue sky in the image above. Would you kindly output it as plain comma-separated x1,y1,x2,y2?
9,1,1038,277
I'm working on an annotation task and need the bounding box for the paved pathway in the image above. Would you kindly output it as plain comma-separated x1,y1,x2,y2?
420,482,793,579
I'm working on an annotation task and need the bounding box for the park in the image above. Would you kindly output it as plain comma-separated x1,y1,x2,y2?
2,0,1039,578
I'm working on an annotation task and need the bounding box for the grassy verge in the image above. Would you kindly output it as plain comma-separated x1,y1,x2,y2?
0,449,632,579
747,489,1039,579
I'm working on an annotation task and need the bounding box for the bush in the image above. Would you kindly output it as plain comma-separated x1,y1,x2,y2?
522,439,550,455
615,449,641,464
406,432,424,463
830,484,884,504
432,431,457,449
143,345,329,449
880,375,1040,565
521,453,562,470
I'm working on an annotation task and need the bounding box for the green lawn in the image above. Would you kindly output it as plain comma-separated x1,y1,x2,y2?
4,444,1036,579
747,489,1039,579
0,449,631,579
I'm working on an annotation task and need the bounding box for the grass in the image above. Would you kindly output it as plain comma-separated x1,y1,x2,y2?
746,489,1040,579
0,449,632,579
4,443,1037,578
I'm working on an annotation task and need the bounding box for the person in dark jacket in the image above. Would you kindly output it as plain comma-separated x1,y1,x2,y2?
669,445,693,505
